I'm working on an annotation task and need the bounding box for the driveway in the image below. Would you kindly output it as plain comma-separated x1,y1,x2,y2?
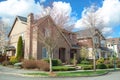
0,65,120,80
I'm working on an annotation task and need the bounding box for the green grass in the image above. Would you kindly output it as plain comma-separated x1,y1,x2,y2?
52,66,75,71
24,72,49,76
24,70,108,77
56,70,108,77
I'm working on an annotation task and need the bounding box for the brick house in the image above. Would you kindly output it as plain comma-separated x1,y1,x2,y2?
7,13,79,63
76,28,107,59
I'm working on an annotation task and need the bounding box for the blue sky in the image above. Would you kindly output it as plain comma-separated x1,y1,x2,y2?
0,0,120,38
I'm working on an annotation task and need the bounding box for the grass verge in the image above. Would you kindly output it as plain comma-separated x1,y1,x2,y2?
24,70,108,77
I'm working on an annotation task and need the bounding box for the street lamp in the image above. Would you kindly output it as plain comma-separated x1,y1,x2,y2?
112,40,116,70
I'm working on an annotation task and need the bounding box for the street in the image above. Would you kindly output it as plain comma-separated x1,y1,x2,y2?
0,66,120,80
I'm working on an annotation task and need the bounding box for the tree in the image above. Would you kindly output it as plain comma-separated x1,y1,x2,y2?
16,36,23,60
80,5,106,71
0,20,8,54
80,46,88,60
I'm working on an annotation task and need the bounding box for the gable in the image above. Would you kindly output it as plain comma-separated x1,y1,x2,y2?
8,18,27,37
34,15,72,47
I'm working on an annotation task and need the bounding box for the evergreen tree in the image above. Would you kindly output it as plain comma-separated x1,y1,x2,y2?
16,36,23,60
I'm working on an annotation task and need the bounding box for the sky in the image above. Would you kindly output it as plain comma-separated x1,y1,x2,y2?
0,0,120,38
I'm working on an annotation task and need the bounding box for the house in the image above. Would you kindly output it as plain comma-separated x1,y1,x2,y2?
106,38,120,58
7,13,79,63
76,28,107,59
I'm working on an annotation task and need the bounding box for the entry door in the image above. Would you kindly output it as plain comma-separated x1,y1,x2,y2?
59,48,65,63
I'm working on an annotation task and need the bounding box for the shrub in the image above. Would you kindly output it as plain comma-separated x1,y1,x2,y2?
37,60,49,71
43,59,62,66
96,57,104,65
97,63,107,69
9,56,19,65
52,66,75,71
104,60,111,64
117,64,120,68
2,61,9,66
22,60,37,69
116,60,120,64
81,60,90,64
107,64,114,68
22,60,49,71
70,59,77,65
81,65,93,70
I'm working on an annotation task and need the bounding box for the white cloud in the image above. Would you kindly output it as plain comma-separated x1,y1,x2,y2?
98,0,120,27
0,0,44,27
0,0,42,17
0,0,74,29
75,0,120,36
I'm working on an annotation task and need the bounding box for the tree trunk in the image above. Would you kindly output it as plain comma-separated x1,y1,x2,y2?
93,49,96,71
49,49,52,73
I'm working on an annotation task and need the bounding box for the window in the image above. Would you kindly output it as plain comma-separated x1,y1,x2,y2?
42,47,48,58
45,28,51,37
21,33,24,40
93,36,99,43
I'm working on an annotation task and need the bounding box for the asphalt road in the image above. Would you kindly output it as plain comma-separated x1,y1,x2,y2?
0,66,120,80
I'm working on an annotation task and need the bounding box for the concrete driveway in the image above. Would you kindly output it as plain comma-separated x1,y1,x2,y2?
0,65,120,80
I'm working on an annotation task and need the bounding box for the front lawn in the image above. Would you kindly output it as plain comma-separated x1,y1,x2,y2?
57,70,108,77
24,70,108,77
52,66,75,71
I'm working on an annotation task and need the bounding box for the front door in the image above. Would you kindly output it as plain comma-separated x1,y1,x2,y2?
59,48,65,63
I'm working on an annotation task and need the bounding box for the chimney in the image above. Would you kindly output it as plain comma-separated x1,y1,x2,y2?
27,13,34,25
27,13,34,59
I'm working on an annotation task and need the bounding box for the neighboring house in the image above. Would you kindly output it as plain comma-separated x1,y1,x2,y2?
76,28,107,59
7,13,79,63
106,38,120,58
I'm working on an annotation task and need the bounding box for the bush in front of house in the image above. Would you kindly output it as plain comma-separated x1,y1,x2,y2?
22,60,36,69
81,60,90,64
97,63,107,69
9,56,19,65
2,61,10,66
43,59,62,66
81,65,93,70
107,64,114,68
36,60,49,71
52,66,76,71
22,60,49,71
96,57,104,65
117,64,120,68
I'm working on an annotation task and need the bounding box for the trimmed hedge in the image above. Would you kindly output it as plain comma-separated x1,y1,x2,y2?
81,60,90,64
82,65,93,70
107,64,114,68
52,66,75,71
43,59,62,66
97,63,107,69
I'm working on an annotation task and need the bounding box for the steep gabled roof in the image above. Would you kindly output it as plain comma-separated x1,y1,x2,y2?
8,16,27,37
33,15,74,47
76,28,105,40
17,16,27,22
